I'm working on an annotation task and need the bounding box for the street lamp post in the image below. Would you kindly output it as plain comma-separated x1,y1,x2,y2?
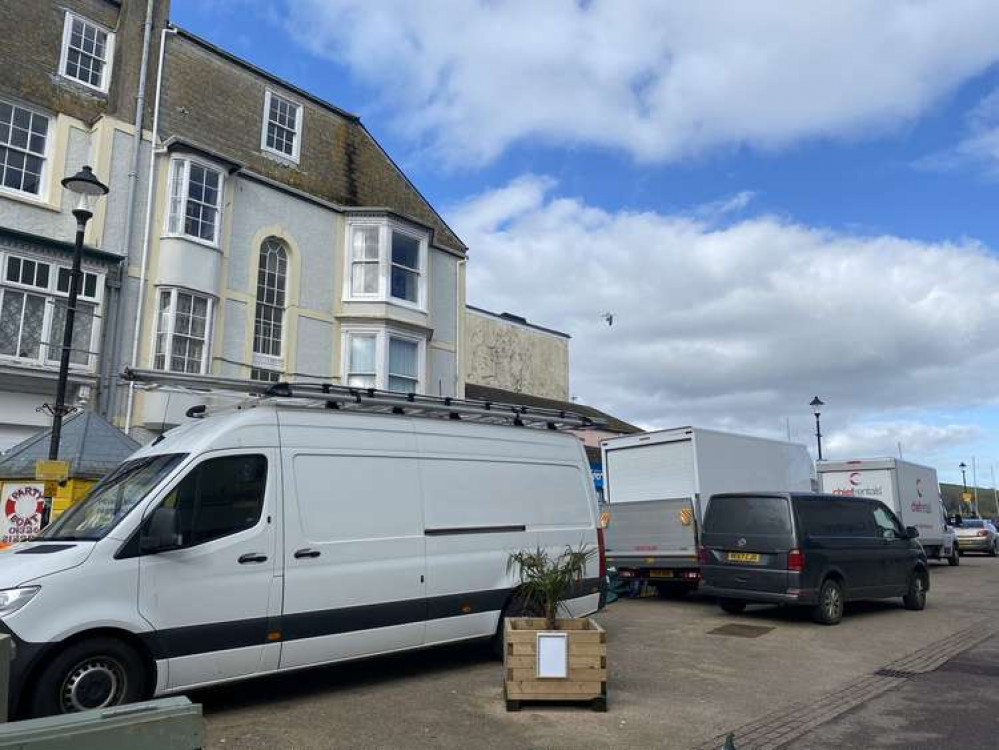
46,166,109,463
959,462,969,516
809,396,824,461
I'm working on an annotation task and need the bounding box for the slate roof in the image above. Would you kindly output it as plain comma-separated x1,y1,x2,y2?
464,383,641,435
0,411,140,480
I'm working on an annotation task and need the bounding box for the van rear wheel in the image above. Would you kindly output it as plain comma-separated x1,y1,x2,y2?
29,637,147,718
948,546,960,566
718,598,747,615
812,578,844,625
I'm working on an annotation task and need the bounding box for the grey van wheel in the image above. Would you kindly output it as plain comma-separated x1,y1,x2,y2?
29,638,147,718
903,571,927,611
990,542,998,558
718,599,747,615
812,578,844,625
948,546,960,566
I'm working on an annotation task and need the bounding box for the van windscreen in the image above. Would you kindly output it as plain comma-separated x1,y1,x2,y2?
703,495,792,536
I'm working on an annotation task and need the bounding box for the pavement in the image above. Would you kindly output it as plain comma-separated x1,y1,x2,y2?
196,554,999,749
794,634,999,749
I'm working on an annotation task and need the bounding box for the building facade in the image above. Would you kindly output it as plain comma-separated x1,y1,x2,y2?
0,0,466,447
463,306,570,401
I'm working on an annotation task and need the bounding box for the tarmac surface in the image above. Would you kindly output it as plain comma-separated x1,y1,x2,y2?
196,554,999,749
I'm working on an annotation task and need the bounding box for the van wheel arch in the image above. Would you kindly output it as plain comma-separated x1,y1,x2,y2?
22,628,157,716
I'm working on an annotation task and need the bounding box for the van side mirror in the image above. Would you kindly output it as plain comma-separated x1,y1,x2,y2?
141,506,182,553
904,526,919,540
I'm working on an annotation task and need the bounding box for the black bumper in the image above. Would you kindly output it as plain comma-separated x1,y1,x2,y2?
0,620,51,717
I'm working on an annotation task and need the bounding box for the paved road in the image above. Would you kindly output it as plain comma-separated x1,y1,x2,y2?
795,633,999,750
197,555,999,749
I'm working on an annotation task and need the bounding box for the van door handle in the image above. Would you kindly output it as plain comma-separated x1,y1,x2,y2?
294,548,321,559
238,553,268,564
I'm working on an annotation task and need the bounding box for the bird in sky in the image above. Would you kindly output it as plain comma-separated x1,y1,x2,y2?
601,312,614,326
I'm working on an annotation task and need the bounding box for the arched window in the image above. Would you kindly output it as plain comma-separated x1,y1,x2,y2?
253,238,287,360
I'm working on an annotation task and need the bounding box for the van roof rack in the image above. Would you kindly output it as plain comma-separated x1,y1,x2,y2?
122,368,601,431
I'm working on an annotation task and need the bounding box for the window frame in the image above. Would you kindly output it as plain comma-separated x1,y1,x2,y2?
141,453,268,552
252,238,288,369
341,325,425,393
151,287,214,375
260,89,303,164
0,98,52,201
342,219,428,311
0,251,103,371
163,157,226,248
58,11,115,93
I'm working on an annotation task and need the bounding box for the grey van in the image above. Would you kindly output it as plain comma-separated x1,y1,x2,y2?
699,493,929,625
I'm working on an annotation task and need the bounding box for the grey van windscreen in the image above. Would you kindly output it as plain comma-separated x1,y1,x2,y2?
702,495,793,536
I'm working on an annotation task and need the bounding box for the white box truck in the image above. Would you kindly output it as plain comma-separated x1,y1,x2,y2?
817,458,953,562
601,427,813,594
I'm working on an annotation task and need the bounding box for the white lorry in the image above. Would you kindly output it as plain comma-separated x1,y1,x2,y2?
817,458,956,564
601,427,813,595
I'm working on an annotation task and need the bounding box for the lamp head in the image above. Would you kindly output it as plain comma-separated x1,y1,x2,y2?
61,165,109,197
959,462,967,471
809,396,824,416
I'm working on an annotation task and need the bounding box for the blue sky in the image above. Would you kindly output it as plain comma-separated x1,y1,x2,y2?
171,1,999,486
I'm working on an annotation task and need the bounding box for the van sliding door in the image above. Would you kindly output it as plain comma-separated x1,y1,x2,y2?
279,435,427,670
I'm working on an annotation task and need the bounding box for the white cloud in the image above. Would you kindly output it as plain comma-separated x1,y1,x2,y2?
285,0,999,165
449,175,999,465
918,87,999,175
825,422,983,461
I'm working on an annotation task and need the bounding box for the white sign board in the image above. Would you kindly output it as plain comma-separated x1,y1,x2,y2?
1,482,44,544
536,632,569,679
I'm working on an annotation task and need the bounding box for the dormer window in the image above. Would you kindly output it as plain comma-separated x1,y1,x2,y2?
261,90,302,163
59,12,114,92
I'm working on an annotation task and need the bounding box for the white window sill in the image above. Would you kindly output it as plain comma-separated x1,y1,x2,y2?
261,146,300,167
0,356,95,375
161,233,222,252
57,73,109,95
341,295,428,315
0,186,60,212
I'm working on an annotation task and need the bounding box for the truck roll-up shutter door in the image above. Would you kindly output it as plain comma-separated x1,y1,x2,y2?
606,439,695,503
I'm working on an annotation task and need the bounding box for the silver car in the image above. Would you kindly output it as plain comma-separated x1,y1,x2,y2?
954,518,998,556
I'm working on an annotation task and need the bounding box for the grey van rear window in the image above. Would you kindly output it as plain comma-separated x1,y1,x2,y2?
703,496,792,536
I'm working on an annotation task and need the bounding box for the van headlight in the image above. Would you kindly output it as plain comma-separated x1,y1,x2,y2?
0,587,40,617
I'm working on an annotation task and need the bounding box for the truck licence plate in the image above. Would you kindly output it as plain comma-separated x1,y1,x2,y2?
727,552,761,563
649,570,674,578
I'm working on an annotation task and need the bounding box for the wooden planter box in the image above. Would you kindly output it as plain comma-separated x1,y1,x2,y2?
503,617,607,712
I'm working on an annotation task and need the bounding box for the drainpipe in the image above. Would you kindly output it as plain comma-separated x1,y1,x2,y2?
100,0,156,419
455,258,466,398
125,24,176,433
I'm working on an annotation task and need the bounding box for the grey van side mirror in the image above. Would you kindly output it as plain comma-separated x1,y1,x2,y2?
141,506,182,553
904,526,919,540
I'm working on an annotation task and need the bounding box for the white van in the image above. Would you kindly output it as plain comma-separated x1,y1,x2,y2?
0,391,604,717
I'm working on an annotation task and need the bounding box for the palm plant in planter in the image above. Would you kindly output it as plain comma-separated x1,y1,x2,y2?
503,545,607,712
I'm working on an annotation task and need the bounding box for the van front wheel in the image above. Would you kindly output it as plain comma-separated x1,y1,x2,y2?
903,571,927,611
29,637,147,718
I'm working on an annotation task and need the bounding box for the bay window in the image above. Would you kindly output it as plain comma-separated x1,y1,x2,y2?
165,158,224,246
0,253,102,369
343,327,424,393
344,220,426,309
153,289,213,374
